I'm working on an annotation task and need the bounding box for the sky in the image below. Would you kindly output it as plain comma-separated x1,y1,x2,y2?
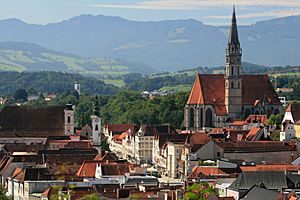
0,0,300,25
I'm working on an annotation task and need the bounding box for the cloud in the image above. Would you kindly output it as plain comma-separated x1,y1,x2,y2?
206,8,300,19
89,0,300,10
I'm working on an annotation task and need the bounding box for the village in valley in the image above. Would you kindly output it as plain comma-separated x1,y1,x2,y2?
0,5,300,200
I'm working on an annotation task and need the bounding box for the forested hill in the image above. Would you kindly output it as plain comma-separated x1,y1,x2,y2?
0,71,118,95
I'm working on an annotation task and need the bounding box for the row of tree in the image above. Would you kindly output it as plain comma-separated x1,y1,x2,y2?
0,71,118,96
26,91,189,129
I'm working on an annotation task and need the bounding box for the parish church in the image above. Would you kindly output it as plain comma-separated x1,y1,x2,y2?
185,7,283,130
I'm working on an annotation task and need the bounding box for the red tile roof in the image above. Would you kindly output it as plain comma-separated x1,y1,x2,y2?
189,133,211,146
240,164,300,172
245,115,268,125
101,163,131,176
105,124,138,135
76,161,132,178
65,141,93,149
187,74,281,115
94,152,118,161
231,121,247,126
0,106,65,137
118,131,129,140
246,127,261,140
76,161,98,178
187,74,226,115
11,167,23,177
189,166,234,178
216,141,296,153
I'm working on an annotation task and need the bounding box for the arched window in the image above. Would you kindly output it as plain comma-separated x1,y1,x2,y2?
238,81,240,88
95,124,99,131
205,108,213,127
199,108,203,129
67,116,71,123
231,82,234,89
189,108,195,128
231,66,234,76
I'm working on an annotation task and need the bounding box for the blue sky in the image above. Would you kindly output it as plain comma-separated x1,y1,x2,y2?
1,0,300,25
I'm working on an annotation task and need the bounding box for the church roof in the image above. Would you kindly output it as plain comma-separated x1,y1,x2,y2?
187,74,281,115
0,106,65,137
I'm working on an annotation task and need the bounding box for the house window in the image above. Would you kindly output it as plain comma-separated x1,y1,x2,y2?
95,125,98,131
217,152,221,157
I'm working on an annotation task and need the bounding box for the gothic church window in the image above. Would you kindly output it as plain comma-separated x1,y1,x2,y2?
199,108,203,129
189,108,195,128
205,108,213,127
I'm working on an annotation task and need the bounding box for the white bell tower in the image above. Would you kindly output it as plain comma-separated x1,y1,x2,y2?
91,96,101,146
64,102,74,135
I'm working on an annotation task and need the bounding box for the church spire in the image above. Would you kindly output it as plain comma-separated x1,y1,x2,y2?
228,5,240,48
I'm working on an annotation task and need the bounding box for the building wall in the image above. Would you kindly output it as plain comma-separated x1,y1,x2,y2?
280,124,296,141
0,138,46,145
226,189,239,200
167,143,184,178
295,125,300,138
24,181,65,200
192,141,223,161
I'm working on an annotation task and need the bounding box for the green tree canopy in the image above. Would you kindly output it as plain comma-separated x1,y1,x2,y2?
14,88,28,102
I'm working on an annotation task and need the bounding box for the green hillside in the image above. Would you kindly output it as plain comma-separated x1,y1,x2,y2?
0,41,154,78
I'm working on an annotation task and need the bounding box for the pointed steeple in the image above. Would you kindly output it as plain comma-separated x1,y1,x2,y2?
228,5,240,48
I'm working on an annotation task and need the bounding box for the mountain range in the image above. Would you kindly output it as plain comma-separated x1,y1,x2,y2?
0,14,299,71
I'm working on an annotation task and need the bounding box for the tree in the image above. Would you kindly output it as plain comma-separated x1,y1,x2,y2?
13,88,28,102
267,114,282,127
183,183,217,200
0,185,10,200
101,137,110,151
